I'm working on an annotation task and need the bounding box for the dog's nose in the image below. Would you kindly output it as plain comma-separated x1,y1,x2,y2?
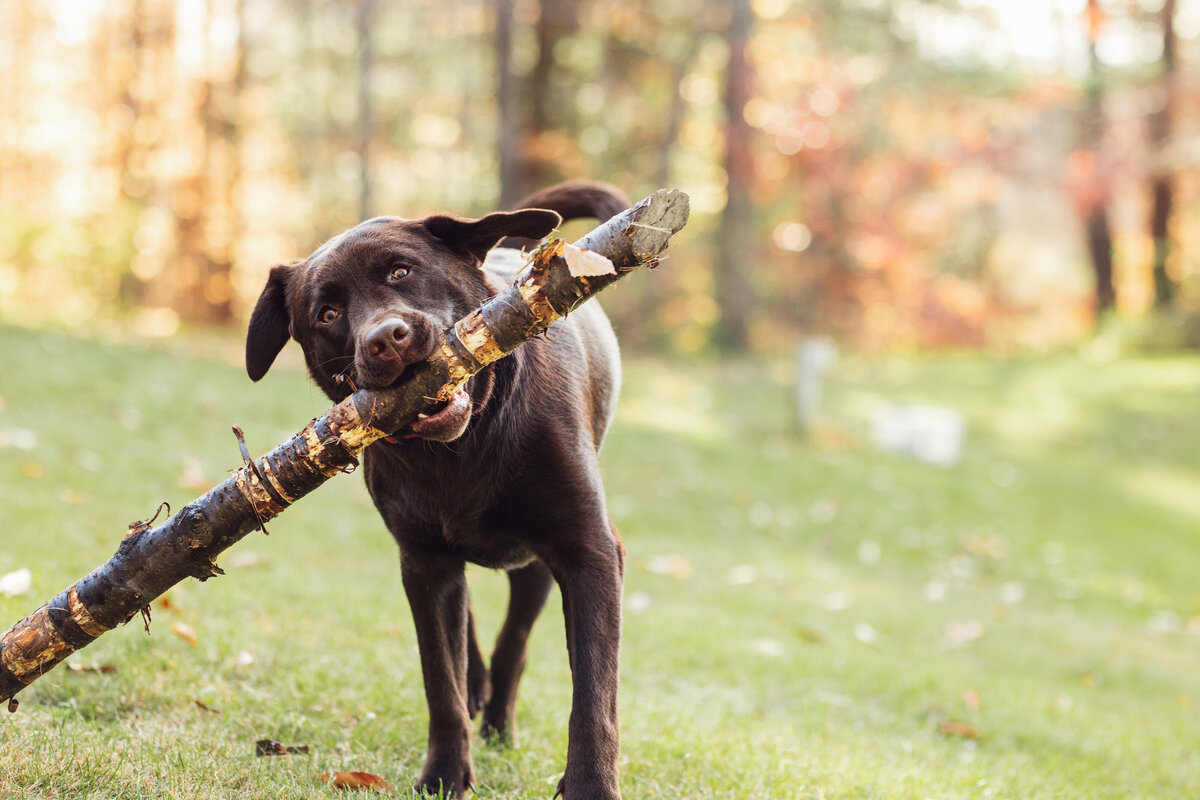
365,318,411,359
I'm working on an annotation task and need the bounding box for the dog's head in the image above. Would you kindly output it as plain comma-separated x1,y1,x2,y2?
245,208,560,441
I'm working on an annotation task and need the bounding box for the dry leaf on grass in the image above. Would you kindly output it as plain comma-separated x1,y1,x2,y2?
177,456,212,492
795,624,824,643
67,662,116,674
643,554,692,579
0,568,33,597
939,720,981,740
0,426,37,451
945,620,984,646
255,739,310,756
157,594,182,612
227,551,266,569
320,771,395,795
193,700,221,713
170,622,198,646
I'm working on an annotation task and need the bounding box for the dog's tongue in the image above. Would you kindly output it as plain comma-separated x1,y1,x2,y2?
404,388,472,442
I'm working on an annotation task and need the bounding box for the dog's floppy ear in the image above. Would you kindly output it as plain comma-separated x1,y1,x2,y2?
245,264,295,382
424,209,562,264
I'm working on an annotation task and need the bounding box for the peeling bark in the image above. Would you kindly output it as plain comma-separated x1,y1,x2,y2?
0,189,690,710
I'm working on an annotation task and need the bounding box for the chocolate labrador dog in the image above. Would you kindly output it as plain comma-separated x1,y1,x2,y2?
244,180,630,799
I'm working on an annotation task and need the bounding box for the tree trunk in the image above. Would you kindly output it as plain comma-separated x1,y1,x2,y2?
1081,0,1116,318
356,0,375,221
0,190,690,711
520,0,577,197
715,0,756,350
1150,0,1177,309
495,0,521,208
1086,211,1116,313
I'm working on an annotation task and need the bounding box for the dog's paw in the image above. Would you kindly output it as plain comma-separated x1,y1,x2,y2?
414,764,475,799
553,775,621,800
480,714,514,747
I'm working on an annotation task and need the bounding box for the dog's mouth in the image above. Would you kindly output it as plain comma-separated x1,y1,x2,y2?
396,387,473,442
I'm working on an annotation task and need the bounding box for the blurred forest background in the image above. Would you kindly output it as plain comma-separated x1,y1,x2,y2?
3,0,1200,354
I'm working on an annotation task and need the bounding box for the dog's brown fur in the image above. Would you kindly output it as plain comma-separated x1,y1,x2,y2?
245,181,630,799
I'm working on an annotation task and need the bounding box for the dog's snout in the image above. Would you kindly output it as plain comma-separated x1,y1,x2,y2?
366,318,411,359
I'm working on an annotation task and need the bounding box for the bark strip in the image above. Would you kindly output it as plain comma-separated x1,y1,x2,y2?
0,189,690,709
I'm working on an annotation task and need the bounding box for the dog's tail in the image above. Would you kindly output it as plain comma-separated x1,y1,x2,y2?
499,180,631,250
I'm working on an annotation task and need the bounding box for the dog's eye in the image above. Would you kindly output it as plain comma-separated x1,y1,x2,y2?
389,266,409,281
318,307,340,324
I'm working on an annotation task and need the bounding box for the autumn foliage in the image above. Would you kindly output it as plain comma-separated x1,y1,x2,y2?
0,2,1196,351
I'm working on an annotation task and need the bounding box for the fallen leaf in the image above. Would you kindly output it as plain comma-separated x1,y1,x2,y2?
853,621,880,646
76,450,102,472
170,622,198,646
67,662,117,674
822,590,852,611
945,620,984,646
0,568,33,597
963,533,1006,560
728,564,758,585
193,699,221,713
754,638,784,657
255,739,311,756
923,579,949,603
624,591,651,613
857,539,882,565
940,721,981,740
177,456,211,492
795,624,824,643
227,551,266,569
1000,581,1026,605
320,771,394,795
643,554,691,579
0,426,37,451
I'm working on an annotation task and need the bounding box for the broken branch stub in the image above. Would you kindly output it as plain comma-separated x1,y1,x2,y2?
0,189,690,709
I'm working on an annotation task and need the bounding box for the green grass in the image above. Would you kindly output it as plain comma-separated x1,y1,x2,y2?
1,323,1198,799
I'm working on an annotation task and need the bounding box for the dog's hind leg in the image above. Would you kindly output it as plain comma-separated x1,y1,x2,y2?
465,605,491,719
481,560,555,743
400,550,476,798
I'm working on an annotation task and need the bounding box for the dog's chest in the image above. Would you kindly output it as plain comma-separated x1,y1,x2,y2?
387,499,537,571
363,449,537,570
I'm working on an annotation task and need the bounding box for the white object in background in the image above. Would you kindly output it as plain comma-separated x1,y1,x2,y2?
871,404,965,467
795,336,839,430
0,568,33,597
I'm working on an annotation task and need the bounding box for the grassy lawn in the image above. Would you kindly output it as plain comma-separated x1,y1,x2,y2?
1,323,1198,799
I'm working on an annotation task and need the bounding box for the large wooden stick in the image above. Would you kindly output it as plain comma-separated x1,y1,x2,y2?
0,189,690,710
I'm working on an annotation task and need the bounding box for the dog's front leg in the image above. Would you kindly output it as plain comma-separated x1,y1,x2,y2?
400,549,475,798
547,532,624,800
